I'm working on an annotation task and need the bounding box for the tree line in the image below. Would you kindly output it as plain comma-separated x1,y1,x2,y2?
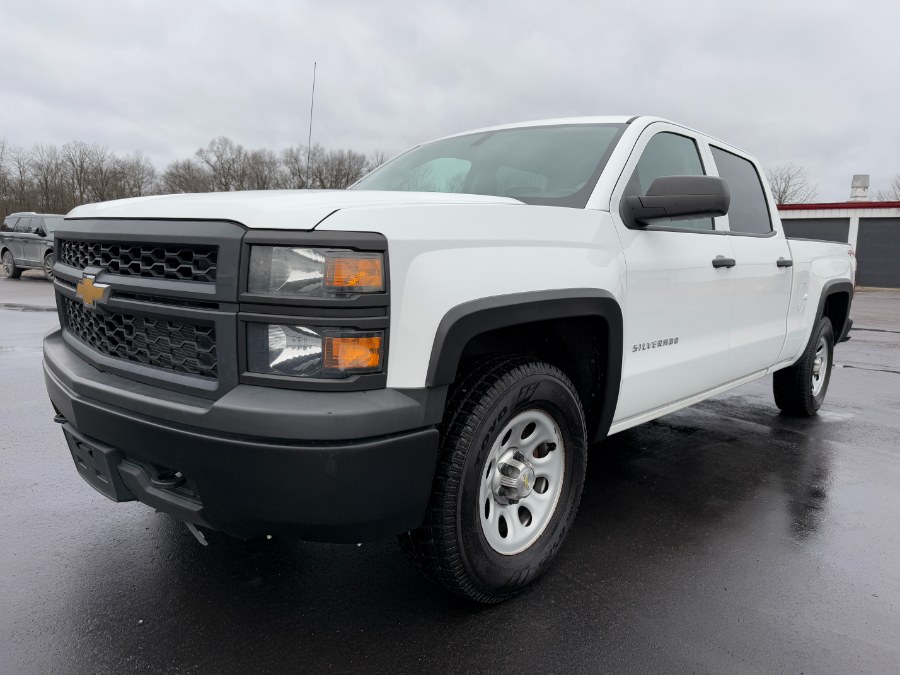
2,136,898,217
765,163,900,203
0,136,384,216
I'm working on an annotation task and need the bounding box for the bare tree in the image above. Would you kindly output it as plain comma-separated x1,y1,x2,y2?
88,146,121,202
0,139,11,214
765,163,818,204
118,152,158,197
873,174,900,201
8,146,34,209
196,137,249,191
30,144,65,213
311,148,369,189
280,146,311,189
160,158,212,194
62,141,94,206
367,151,387,170
245,148,282,190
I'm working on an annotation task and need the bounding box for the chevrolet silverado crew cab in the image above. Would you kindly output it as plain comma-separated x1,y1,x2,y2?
43,116,855,602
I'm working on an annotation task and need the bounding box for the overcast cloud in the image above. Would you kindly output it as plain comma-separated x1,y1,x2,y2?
1,0,897,200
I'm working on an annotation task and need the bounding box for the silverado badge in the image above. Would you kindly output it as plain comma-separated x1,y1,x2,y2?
75,275,110,308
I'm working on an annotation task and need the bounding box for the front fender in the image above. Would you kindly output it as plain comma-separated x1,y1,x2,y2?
316,204,627,388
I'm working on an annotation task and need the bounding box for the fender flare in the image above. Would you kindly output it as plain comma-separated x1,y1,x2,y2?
426,289,624,439
815,279,854,342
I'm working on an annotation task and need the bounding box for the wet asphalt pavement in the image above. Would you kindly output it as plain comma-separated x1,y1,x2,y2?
1,290,899,673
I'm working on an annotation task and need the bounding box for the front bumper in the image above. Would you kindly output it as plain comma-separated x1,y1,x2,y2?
44,329,442,542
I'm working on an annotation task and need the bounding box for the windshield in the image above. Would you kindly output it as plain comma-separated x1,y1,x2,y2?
350,123,626,208
44,216,63,232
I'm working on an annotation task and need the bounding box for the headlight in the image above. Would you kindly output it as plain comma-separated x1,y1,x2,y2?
248,246,384,297
247,323,384,378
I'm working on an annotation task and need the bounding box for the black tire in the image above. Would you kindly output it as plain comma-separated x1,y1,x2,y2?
43,251,55,281
2,250,22,279
773,316,834,416
400,355,588,603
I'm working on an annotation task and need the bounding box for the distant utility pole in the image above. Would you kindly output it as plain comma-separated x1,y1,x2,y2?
306,61,317,188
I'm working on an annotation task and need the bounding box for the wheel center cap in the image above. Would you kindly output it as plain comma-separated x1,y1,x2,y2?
493,449,536,503
519,466,536,497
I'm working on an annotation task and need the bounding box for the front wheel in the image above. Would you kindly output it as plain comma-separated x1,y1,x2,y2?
400,356,587,603
773,316,834,416
2,250,22,279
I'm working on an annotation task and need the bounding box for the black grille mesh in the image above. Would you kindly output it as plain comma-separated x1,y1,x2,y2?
64,298,217,379
58,240,217,282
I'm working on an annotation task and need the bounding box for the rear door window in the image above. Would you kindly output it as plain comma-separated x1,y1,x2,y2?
710,146,772,235
15,217,33,233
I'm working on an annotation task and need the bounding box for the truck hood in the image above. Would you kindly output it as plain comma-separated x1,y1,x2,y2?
65,190,524,230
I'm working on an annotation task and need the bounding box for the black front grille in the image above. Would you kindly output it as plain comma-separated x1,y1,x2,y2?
64,297,217,379
58,240,217,282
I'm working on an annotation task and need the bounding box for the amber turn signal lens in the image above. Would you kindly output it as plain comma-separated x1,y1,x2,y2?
324,335,382,371
325,255,384,292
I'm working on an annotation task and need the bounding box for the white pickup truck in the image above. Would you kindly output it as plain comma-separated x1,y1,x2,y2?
43,116,855,602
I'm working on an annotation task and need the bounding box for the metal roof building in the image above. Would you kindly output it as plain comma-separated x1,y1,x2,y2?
778,176,900,288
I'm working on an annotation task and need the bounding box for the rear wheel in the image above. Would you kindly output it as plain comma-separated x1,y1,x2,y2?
773,317,834,416
2,250,22,279
43,251,56,280
400,356,587,603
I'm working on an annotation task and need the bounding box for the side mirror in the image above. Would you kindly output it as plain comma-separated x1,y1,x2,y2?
33,227,46,237
624,175,730,227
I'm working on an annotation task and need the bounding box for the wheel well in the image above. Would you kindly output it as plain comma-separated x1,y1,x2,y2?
457,316,611,438
822,290,850,337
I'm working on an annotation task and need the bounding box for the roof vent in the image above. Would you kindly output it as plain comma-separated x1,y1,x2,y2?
849,174,869,201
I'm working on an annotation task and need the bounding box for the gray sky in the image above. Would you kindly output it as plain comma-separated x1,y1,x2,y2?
2,0,897,200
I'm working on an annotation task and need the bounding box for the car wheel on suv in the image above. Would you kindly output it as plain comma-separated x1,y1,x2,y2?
2,250,22,279
43,252,56,281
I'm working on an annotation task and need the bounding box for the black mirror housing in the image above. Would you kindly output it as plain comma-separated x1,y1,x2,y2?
624,175,730,227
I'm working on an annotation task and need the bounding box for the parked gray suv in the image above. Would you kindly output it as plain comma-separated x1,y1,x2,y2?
1,212,64,280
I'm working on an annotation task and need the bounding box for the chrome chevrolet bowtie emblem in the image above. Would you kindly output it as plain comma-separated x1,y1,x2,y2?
75,275,110,308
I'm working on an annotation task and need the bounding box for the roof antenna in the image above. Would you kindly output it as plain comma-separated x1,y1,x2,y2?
306,61,317,188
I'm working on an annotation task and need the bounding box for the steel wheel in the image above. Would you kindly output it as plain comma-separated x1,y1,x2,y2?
479,409,565,555
811,334,829,397
399,356,588,602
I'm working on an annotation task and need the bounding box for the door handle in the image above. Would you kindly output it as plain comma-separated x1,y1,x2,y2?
776,258,793,267
712,256,736,269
